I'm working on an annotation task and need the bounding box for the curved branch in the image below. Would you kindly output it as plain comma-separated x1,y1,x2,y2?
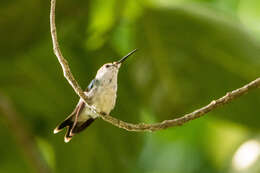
100,78,260,131
50,0,92,107
50,0,260,132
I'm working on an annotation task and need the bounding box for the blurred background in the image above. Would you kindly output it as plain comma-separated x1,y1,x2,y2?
1,0,260,173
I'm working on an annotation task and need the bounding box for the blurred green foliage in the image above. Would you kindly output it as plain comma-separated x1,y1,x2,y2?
0,0,260,173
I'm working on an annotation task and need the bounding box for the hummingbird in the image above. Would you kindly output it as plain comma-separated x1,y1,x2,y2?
53,49,137,143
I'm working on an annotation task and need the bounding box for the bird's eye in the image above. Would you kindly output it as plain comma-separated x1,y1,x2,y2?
105,64,110,68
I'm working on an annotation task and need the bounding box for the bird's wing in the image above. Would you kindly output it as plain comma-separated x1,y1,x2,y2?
54,100,85,133
86,78,95,92
70,100,85,134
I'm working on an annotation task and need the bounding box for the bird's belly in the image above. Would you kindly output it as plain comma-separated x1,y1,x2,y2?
79,106,98,121
93,90,117,115
78,95,115,121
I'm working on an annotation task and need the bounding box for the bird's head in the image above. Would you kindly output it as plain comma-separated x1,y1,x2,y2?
95,49,138,82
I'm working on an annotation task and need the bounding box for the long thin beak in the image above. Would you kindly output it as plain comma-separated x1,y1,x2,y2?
116,49,138,64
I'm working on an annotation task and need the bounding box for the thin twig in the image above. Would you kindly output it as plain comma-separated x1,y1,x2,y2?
99,78,260,131
50,0,93,108
50,0,260,132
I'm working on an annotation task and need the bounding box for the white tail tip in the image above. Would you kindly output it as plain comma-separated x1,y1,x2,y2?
53,128,61,134
64,137,72,143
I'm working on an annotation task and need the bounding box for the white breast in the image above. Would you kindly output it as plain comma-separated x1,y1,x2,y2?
92,84,117,114
79,73,118,120
77,88,117,121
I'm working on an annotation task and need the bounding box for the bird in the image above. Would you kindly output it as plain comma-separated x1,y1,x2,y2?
53,49,138,143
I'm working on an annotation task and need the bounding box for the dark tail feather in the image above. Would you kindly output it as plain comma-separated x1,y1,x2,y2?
71,118,95,134
65,118,95,143
54,117,95,143
64,124,74,143
53,117,73,134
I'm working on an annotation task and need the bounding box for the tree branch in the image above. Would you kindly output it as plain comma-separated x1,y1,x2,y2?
50,0,260,132
50,0,93,108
